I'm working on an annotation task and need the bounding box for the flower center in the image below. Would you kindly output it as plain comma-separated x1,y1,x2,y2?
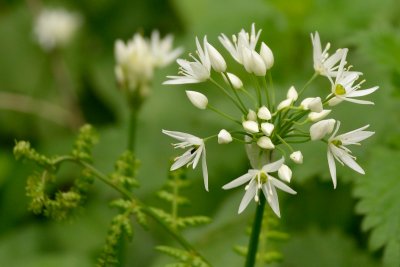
331,139,342,147
335,84,346,95
259,172,268,183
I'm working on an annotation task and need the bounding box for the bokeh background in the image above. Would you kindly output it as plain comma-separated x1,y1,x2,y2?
0,0,399,266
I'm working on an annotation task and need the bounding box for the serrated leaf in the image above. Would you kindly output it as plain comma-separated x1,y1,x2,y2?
354,147,400,267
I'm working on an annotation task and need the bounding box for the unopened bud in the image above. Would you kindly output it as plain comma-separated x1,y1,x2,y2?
185,90,208,109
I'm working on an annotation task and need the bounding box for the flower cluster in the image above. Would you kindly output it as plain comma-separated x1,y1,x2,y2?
114,31,183,97
34,8,82,51
163,24,377,217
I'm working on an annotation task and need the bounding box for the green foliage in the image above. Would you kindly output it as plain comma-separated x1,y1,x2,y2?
151,168,211,231
71,124,98,162
354,147,400,267
235,208,289,264
156,246,210,267
109,151,140,192
13,141,55,169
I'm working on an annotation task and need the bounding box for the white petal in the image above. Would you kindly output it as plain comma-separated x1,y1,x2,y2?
269,177,297,194
330,145,365,174
327,148,337,189
162,129,198,142
262,157,285,173
192,146,203,169
223,172,255,189
171,150,196,171
202,148,209,191
342,97,374,105
346,86,378,97
262,183,280,217
238,181,257,214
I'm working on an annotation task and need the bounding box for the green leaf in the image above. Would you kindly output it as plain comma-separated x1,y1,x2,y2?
354,147,400,267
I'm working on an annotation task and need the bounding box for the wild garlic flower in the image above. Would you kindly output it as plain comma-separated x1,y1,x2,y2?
162,130,208,191
34,8,81,51
164,37,211,85
327,122,374,189
163,24,378,216
115,31,182,93
222,158,296,217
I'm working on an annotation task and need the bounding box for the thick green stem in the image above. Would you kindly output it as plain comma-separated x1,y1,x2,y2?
128,106,138,151
245,196,266,267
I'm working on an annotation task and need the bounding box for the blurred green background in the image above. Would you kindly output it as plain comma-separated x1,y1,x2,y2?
1,0,399,266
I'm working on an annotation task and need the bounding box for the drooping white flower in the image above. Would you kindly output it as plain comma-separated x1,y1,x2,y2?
205,37,227,72
242,48,267,76
310,119,336,140
260,42,274,70
277,98,293,111
311,32,347,77
290,151,303,164
223,72,243,89
222,158,296,217
164,37,211,85
328,55,379,105
327,122,374,189
218,129,232,144
34,8,81,51
278,164,292,183
114,34,154,90
300,97,322,112
162,130,209,191
257,136,275,149
261,122,274,136
308,109,331,122
258,106,272,120
185,91,208,109
243,120,259,133
287,86,298,101
150,30,183,67
219,23,261,64
247,109,258,121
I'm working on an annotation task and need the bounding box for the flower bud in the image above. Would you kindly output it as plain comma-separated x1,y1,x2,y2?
218,129,232,144
223,72,243,89
308,109,331,122
277,98,293,111
242,120,259,133
242,48,266,76
290,151,303,164
247,109,257,121
278,164,292,183
260,42,274,70
205,39,227,72
114,65,125,85
261,122,274,136
308,97,323,112
185,90,208,110
257,136,275,149
257,106,271,120
310,119,336,140
287,86,298,101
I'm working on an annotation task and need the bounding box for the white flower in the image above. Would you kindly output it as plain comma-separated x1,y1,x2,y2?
219,23,261,64
185,90,208,109
290,151,303,164
150,31,183,67
34,8,81,51
114,34,154,90
223,72,243,89
277,98,293,111
258,106,272,120
329,64,379,105
205,37,227,72
260,42,274,70
247,109,258,121
222,158,296,217
278,164,292,183
218,129,232,144
310,119,336,140
300,97,322,112
242,48,267,76
163,130,209,191
164,37,211,85
311,32,347,77
243,120,259,133
261,122,274,136
327,122,374,189
257,136,275,149
287,86,298,101
308,109,331,122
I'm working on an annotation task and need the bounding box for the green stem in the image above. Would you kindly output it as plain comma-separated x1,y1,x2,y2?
261,76,270,109
267,72,275,112
210,79,247,114
128,106,138,151
207,104,241,125
296,72,318,101
223,72,248,112
251,75,262,107
245,196,266,267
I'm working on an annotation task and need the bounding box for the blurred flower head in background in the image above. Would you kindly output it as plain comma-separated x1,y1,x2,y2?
34,7,82,51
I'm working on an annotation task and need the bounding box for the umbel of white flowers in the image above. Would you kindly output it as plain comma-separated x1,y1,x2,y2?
114,31,183,96
162,23,377,217
34,7,82,51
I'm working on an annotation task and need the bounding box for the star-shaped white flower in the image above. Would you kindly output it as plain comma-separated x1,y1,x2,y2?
311,32,347,78
219,23,261,64
222,158,296,217
328,54,379,105
163,130,209,191
327,121,374,189
164,37,211,85
150,31,183,68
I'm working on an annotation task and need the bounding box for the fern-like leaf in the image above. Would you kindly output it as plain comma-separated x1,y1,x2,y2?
156,246,210,267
